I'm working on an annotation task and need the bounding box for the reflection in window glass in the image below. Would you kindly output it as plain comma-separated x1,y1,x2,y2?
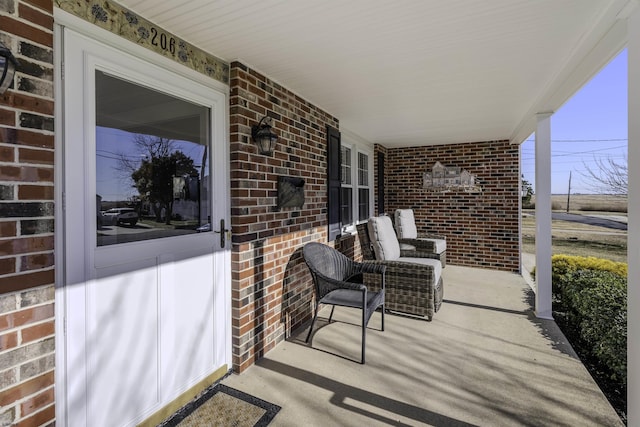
341,187,353,227
95,71,211,246
341,146,351,185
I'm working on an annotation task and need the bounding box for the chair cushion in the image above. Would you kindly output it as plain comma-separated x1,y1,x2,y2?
367,216,401,260
399,242,416,251
394,209,418,239
398,257,442,287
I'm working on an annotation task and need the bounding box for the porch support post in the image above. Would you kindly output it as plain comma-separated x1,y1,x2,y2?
628,5,640,424
534,113,553,319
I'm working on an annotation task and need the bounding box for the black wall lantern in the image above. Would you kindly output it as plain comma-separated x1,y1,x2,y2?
252,116,278,156
0,42,19,95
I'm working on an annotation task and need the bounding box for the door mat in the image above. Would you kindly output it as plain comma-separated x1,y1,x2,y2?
159,384,281,427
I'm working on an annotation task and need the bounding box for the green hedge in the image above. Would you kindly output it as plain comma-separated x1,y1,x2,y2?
560,270,627,384
549,256,627,386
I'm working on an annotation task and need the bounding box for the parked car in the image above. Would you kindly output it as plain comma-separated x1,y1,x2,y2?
196,223,211,232
103,208,138,226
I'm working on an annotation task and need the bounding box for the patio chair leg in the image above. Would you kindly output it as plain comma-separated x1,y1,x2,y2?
328,305,336,322
381,304,385,331
361,315,366,364
306,306,319,343
361,292,366,364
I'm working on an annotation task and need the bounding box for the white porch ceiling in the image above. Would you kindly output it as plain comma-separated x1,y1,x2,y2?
119,0,631,148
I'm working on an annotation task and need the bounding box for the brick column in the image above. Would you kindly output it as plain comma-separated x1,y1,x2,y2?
0,1,56,426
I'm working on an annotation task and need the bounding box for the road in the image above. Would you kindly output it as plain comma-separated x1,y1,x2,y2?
550,212,627,231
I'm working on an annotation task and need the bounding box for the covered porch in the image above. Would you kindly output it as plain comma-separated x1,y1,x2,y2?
222,263,622,426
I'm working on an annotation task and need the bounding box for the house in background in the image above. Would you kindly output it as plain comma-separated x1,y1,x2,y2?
0,1,638,426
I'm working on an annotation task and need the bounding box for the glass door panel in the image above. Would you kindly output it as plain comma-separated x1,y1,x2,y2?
95,70,211,246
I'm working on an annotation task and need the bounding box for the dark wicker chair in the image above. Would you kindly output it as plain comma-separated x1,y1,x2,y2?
356,220,444,320
302,242,386,364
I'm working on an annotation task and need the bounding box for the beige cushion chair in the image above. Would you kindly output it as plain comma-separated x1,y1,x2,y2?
357,215,444,320
394,209,447,267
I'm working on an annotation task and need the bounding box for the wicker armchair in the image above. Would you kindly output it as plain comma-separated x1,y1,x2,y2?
394,209,447,267
356,216,444,321
302,242,386,364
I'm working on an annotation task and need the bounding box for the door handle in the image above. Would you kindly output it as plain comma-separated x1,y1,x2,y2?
214,218,230,247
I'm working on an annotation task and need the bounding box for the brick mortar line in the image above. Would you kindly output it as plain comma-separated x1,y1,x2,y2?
2,84,55,101
13,398,56,425
0,266,54,280
0,125,54,135
2,372,55,403
0,179,54,185
0,161,55,167
0,300,55,318
0,144,55,153
0,221,55,224
0,249,54,258
0,14,55,36
0,348,55,371
1,231,55,237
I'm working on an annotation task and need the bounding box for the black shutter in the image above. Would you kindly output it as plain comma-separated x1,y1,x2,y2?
377,151,385,215
327,126,341,241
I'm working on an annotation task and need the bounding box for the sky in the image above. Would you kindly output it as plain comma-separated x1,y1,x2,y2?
520,48,628,194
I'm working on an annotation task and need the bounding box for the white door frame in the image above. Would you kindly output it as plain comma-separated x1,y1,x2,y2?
54,10,231,426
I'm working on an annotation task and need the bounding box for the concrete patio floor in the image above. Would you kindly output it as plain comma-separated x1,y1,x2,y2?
222,264,623,427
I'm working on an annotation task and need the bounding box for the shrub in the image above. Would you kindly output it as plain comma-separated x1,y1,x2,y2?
533,255,628,385
551,255,627,289
530,255,627,294
561,269,627,385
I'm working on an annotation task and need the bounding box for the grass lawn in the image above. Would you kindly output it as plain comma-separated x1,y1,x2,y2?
521,214,627,262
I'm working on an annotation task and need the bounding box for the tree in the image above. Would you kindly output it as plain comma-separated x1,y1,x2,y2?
581,155,627,195
131,151,196,224
522,175,534,205
118,135,197,225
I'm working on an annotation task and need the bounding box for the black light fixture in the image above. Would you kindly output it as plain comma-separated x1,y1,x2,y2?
251,116,278,156
0,42,19,94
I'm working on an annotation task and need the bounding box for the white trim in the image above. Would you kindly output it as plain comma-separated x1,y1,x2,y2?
53,11,232,426
53,22,68,427
534,113,553,320
627,5,640,425
341,130,375,233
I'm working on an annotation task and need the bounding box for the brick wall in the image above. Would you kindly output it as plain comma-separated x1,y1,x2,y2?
229,62,339,372
386,140,520,272
0,0,56,425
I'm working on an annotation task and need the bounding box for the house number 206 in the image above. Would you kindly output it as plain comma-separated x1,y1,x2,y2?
150,27,176,55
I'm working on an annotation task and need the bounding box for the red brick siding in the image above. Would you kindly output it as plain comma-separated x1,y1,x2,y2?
0,1,55,426
229,62,340,372
386,141,520,272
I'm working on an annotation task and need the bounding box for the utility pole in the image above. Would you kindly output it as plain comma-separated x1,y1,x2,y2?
566,171,572,213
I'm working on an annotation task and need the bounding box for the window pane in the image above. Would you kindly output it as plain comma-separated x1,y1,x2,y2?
341,187,353,226
341,146,352,185
358,152,368,186
96,71,211,246
358,188,369,221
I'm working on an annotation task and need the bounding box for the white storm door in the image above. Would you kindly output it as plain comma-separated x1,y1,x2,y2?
61,28,230,427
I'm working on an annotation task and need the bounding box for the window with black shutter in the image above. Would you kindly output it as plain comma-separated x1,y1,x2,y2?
327,126,341,241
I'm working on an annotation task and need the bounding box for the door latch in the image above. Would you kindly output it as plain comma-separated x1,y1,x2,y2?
214,218,230,247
